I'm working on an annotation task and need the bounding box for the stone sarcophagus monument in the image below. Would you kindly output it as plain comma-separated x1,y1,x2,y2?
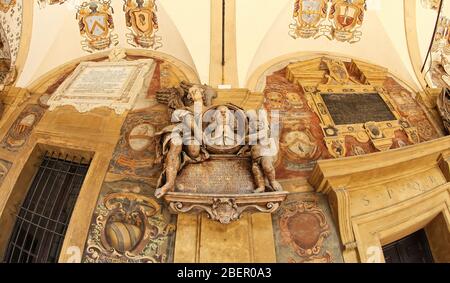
154,82,288,224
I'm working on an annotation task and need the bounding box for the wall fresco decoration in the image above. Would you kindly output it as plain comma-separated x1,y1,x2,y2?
0,0,22,86
83,178,176,263
0,0,16,13
425,0,450,89
76,0,118,52
289,0,367,43
108,109,170,178
262,57,439,179
0,22,12,86
383,77,440,142
124,0,162,49
0,104,45,152
0,158,12,186
421,0,441,10
272,193,343,263
264,68,331,179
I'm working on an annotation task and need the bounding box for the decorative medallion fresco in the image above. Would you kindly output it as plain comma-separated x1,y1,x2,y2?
76,0,118,52
264,69,330,179
124,0,162,49
0,158,11,186
108,109,169,178
290,0,367,43
83,178,176,263
1,104,45,152
272,193,343,263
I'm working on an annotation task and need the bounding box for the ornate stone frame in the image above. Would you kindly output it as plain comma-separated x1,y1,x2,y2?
309,137,450,262
47,59,155,114
304,84,419,157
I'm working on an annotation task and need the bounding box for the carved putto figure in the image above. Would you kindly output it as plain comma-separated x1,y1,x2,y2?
154,83,287,224
239,110,282,193
154,84,214,198
154,82,283,198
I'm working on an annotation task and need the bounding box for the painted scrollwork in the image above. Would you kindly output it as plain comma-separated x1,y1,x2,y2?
84,191,176,263
279,201,331,257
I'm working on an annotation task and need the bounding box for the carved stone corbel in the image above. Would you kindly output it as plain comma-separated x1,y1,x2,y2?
164,192,288,224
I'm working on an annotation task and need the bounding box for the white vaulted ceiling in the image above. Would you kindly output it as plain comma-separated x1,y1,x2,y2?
16,0,210,87
11,0,443,91
239,0,440,91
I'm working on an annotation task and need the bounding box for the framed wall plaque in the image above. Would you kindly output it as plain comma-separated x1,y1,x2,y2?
47,59,155,114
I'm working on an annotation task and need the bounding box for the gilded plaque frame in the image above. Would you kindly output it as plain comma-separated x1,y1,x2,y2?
304,84,419,157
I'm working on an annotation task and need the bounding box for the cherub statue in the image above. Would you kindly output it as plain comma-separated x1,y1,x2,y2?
239,110,283,193
154,82,217,198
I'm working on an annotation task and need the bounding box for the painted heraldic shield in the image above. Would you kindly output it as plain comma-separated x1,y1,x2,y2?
131,8,154,35
84,12,109,39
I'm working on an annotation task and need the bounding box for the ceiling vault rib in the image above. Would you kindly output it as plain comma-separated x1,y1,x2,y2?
222,0,226,84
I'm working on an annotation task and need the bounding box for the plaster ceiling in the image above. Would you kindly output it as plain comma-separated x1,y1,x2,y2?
9,0,443,91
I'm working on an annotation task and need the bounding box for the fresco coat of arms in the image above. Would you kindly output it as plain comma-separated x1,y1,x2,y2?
77,0,118,52
289,0,329,39
290,0,367,43
329,0,366,43
124,0,162,49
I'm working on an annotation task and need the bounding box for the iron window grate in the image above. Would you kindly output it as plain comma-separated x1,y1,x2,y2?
3,152,91,263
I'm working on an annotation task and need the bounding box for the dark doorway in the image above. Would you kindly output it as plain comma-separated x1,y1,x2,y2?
382,229,434,263
3,152,90,263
